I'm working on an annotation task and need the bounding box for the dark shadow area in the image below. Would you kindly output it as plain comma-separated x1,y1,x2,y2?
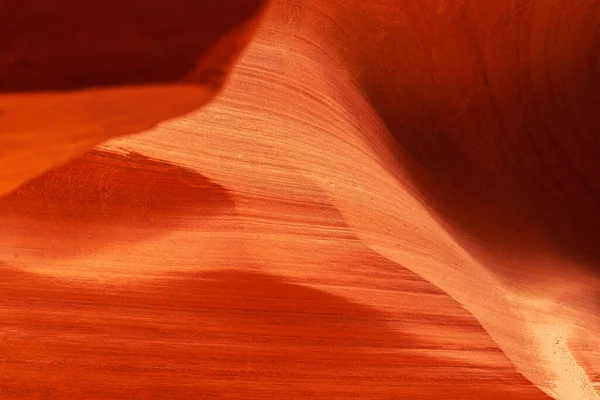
0,266,551,399
0,0,265,92
0,149,234,257
318,0,600,279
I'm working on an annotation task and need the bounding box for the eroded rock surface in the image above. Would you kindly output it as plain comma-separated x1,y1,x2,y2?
1,1,599,399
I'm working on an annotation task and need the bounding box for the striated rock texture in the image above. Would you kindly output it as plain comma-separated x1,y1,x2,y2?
1,0,599,399
0,0,268,196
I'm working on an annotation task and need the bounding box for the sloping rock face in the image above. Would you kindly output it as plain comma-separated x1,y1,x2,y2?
0,0,268,196
1,1,599,400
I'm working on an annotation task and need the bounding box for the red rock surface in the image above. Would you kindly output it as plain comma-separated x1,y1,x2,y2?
1,1,599,399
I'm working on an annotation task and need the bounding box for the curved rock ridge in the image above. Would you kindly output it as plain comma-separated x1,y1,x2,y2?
1,1,599,399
